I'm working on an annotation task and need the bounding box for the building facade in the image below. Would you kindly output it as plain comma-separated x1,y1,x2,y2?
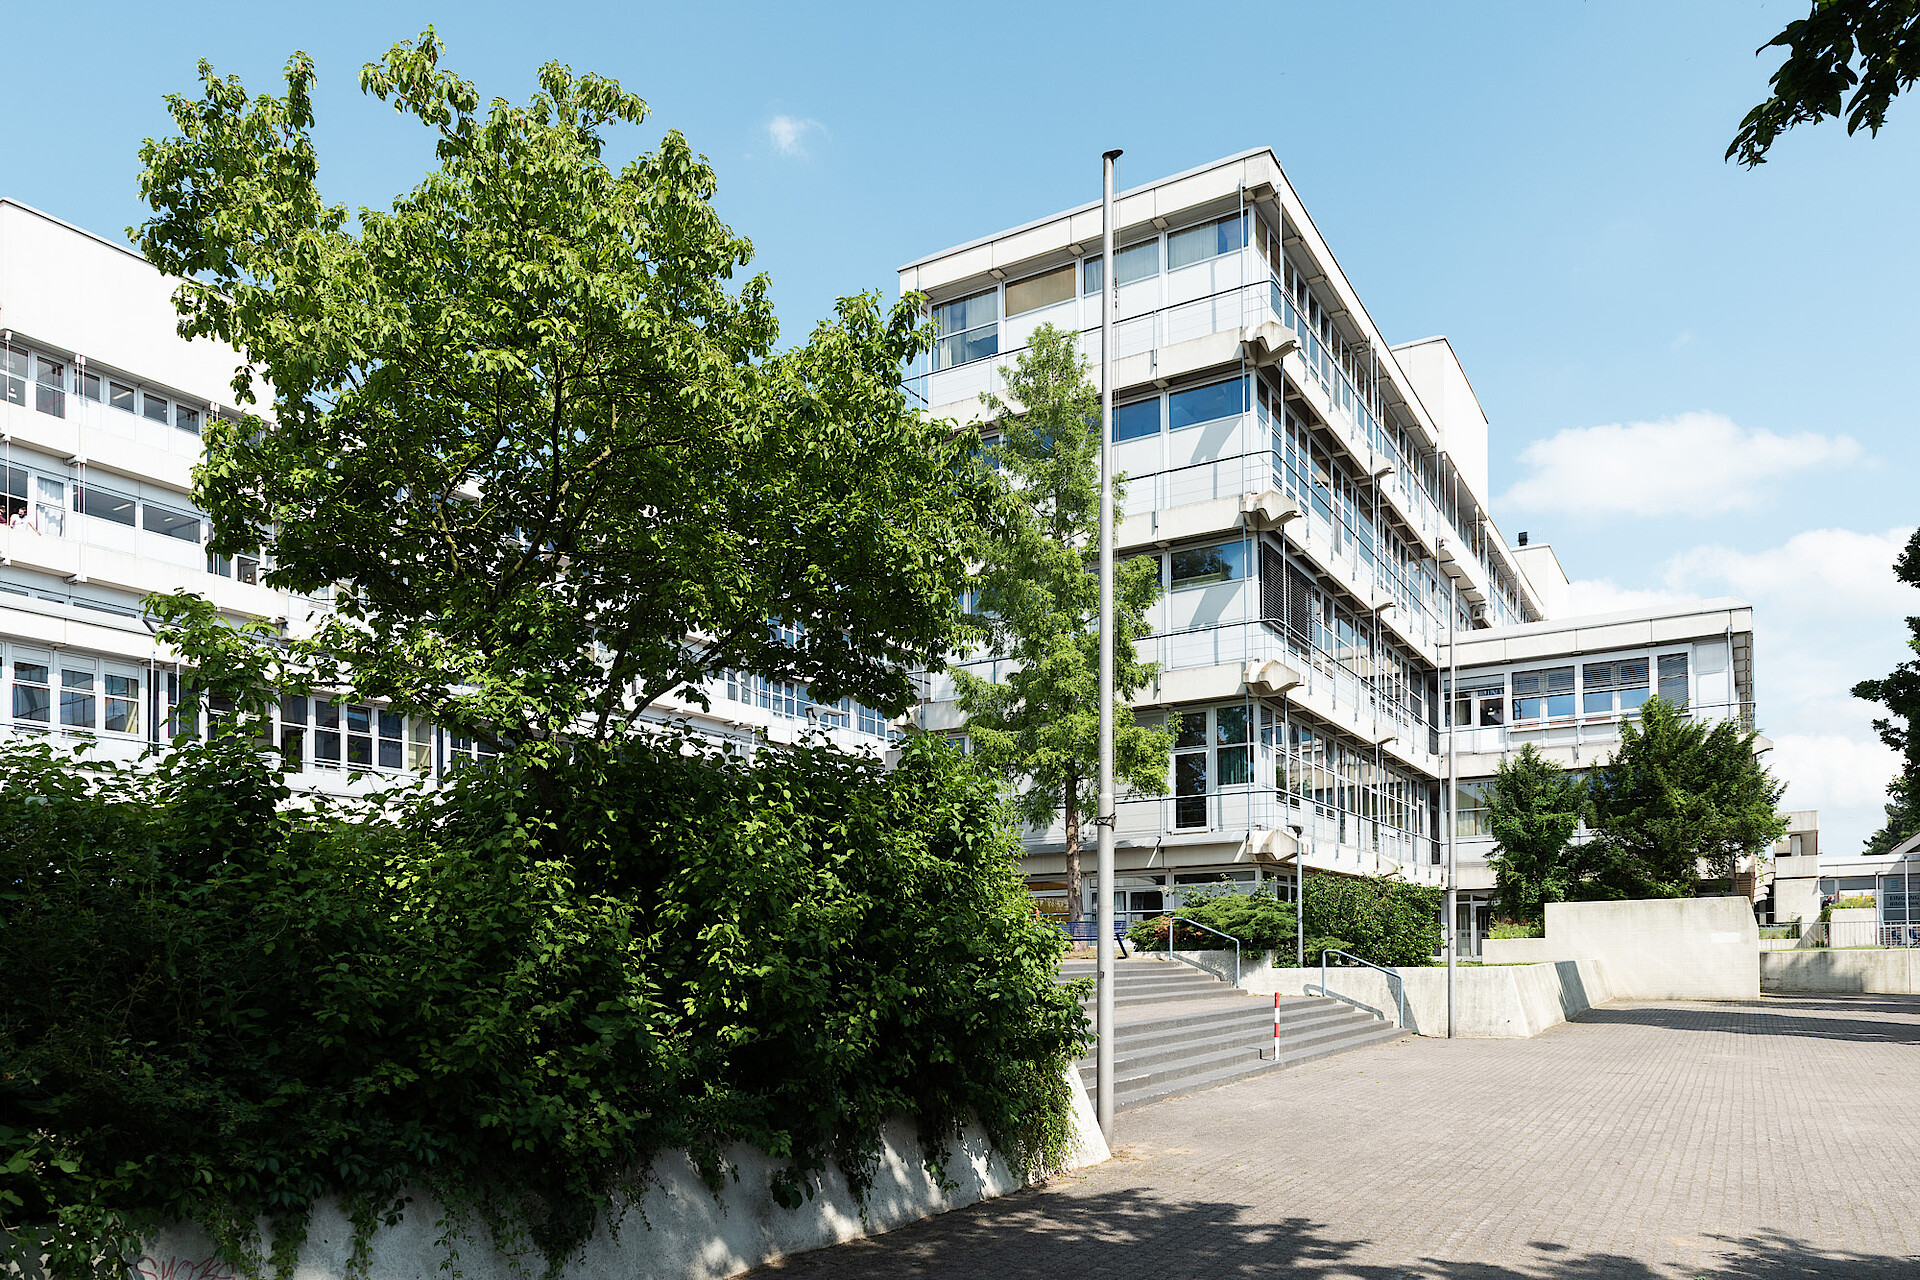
0,198,897,789
898,150,1763,948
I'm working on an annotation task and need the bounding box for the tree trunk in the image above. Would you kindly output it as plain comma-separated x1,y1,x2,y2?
1064,776,1082,923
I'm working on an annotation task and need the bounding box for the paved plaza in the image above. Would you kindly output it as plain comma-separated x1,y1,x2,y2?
767,995,1920,1278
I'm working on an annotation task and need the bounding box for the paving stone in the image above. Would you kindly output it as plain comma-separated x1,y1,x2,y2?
761,994,1920,1278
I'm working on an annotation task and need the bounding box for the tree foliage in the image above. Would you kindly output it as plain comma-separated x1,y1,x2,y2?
1577,698,1787,898
1853,527,1920,854
950,324,1170,916
0,729,1086,1280
1486,743,1586,924
1729,0,1920,166
133,31,992,756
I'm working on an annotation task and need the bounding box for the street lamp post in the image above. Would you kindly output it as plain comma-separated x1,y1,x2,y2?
1443,544,1458,1040
1095,147,1122,1144
1288,822,1306,968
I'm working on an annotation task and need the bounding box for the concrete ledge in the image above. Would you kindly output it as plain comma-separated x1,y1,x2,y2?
1762,948,1920,994
133,1073,1107,1280
1479,898,1759,1000
1162,951,1612,1038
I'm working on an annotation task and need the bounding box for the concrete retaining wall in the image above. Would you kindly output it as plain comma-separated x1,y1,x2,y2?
1762,948,1920,994
1167,951,1613,1038
131,1073,1108,1280
1479,897,1759,1000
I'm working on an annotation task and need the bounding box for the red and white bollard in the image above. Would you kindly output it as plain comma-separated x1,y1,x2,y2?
1269,992,1280,1060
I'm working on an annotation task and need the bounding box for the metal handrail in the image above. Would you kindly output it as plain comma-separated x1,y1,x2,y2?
1318,949,1409,1030
1166,916,1242,988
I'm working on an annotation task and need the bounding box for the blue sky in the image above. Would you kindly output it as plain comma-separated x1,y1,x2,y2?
6,0,1916,851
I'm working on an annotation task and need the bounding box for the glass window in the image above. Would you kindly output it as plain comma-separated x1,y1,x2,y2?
1454,781,1492,838
1169,377,1244,430
1216,705,1251,786
236,555,260,586
932,289,999,370
175,404,201,435
1167,213,1247,270
109,381,136,413
1174,711,1209,830
73,484,136,527
61,669,95,729
1657,653,1689,706
280,695,308,773
1,344,26,406
407,716,432,770
34,356,66,419
77,370,102,402
1005,263,1075,317
103,674,140,734
1583,658,1651,716
1082,240,1161,293
141,502,203,543
1112,398,1161,442
378,709,404,769
142,392,170,424
1511,666,1575,721
314,700,341,763
208,553,231,577
12,660,50,723
1169,541,1247,590
346,704,373,765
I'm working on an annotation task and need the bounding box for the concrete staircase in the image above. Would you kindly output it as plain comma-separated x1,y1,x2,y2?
1060,957,1405,1111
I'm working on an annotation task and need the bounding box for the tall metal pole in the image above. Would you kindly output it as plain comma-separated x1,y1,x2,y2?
1444,541,1457,1039
1096,147,1122,1142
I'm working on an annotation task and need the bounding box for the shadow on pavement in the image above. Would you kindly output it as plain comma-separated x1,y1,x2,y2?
757,1186,1915,1277
1572,1001,1920,1045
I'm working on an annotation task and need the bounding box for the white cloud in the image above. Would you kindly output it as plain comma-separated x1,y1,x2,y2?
1769,734,1903,813
1500,412,1860,518
1563,578,1701,617
766,114,824,158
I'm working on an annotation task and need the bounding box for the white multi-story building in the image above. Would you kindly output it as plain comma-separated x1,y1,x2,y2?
898,149,1761,950
0,197,900,787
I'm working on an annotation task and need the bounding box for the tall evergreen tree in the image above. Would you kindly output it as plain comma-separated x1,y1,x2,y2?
951,325,1170,920
1853,527,1920,854
1578,698,1788,898
1486,743,1585,924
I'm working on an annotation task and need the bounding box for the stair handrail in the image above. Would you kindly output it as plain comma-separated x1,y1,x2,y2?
1317,949,1408,1030
1165,915,1241,988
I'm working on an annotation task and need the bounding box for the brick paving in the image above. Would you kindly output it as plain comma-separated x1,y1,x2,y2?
766,995,1920,1278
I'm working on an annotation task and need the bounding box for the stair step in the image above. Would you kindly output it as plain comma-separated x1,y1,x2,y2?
1081,1014,1393,1092
1101,1025,1407,1111
1093,1008,1374,1063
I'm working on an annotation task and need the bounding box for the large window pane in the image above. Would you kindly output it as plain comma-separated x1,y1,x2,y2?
73,484,136,527
1005,263,1075,317
61,669,95,729
1169,377,1244,430
1170,541,1246,590
103,674,140,734
1657,653,1689,706
1115,240,1158,284
1167,213,1246,270
1112,398,1161,442
13,662,50,722
142,393,170,423
141,502,203,542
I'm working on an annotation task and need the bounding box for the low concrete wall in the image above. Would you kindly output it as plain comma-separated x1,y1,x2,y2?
1167,952,1612,1038
1480,897,1759,1000
132,1073,1108,1280
1762,948,1920,994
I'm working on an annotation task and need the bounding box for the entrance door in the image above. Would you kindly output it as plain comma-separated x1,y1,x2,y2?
1455,896,1491,958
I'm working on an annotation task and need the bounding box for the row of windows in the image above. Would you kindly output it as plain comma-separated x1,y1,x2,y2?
1447,654,1690,728
721,670,900,739
5,463,206,544
2,340,204,433
1112,374,1247,442
930,212,1250,373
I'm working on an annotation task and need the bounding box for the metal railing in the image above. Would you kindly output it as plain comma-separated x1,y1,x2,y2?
1316,949,1409,1030
1761,920,1920,948
1167,917,1242,988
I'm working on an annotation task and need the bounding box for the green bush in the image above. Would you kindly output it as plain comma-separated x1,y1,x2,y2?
1490,921,1545,940
1303,875,1443,967
1124,890,1295,954
1832,893,1877,910
0,732,1086,1279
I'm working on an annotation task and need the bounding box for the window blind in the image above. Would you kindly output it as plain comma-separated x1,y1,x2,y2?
1583,658,1649,692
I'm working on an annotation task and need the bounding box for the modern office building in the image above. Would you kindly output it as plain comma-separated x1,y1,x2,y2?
0,197,896,789
898,149,1763,951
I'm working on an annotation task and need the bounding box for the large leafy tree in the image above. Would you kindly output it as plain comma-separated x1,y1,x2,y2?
1486,743,1585,925
133,32,991,762
1577,698,1788,898
1729,0,1920,166
951,325,1170,919
1853,528,1920,853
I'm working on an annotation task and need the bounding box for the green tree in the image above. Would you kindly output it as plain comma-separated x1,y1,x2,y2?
1486,744,1585,924
1729,0,1920,166
133,32,991,768
1853,528,1920,853
951,324,1170,919
1578,698,1788,898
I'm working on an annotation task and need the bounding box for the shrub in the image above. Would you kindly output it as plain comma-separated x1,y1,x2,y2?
1490,921,1546,940
1303,875,1443,967
1832,893,1877,910
0,732,1086,1279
